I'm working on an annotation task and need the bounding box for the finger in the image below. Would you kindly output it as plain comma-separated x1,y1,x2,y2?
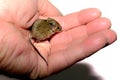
66,17,112,41
67,30,117,64
38,0,62,16
86,17,111,35
55,8,101,30
51,17,111,45
48,30,117,74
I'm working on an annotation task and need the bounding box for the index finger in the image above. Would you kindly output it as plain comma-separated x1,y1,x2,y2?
55,8,101,30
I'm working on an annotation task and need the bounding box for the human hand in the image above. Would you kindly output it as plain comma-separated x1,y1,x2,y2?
0,0,116,79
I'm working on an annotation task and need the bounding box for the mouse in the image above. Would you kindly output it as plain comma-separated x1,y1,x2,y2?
29,18,62,65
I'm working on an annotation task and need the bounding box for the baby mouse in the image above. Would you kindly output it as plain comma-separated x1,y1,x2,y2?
29,18,62,65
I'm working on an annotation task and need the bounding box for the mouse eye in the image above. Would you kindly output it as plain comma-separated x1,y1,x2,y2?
49,21,56,26
57,27,60,29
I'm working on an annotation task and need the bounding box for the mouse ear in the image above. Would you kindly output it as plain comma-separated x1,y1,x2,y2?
47,17,53,20
47,17,58,22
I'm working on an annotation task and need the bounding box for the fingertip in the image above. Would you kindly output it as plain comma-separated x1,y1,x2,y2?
98,17,111,28
86,17,112,35
84,8,101,17
104,30,117,44
78,8,101,24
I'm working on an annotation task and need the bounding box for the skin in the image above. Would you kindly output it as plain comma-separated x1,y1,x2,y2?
0,0,117,79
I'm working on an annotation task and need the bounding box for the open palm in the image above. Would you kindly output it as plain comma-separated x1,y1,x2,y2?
0,0,116,79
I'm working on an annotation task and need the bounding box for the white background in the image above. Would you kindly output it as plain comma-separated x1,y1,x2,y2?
48,0,120,80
